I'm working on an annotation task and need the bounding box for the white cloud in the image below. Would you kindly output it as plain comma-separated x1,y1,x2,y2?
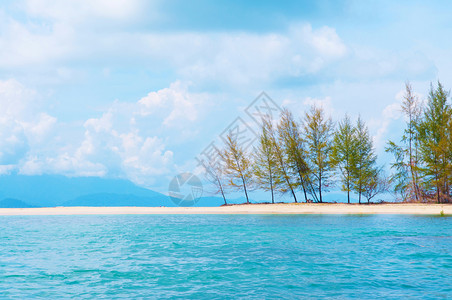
371,88,409,151
0,14,74,67
0,79,56,165
0,8,348,88
169,24,348,86
11,81,210,187
24,0,146,23
138,81,201,126
0,2,441,189
303,96,334,116
307,26,347,58
0,78,190,186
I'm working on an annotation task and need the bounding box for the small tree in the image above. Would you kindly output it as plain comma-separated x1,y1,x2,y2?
417,82,451,203
278,109,311,202
253,117,277,203
385,141,410,201
303,105,335,203
400,82,422,201
332,115,356,203
352,117,377,204
446,116,452,199
271,116,298,203
199,153,228,205
222,132,253,204
363,168,389,203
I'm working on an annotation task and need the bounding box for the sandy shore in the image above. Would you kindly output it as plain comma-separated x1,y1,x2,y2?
0,203,450,215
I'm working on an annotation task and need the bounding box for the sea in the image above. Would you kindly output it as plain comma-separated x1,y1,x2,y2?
0,214,450,299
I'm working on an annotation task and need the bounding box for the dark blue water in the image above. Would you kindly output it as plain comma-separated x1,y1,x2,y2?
0,215,450,299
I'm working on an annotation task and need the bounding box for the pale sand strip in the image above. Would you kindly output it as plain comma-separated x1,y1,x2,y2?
0,203,450,215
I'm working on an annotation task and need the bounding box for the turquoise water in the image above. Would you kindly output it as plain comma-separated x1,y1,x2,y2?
0,215,451,299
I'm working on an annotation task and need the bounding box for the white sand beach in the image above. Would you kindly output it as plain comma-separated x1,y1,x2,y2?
0,203,450,215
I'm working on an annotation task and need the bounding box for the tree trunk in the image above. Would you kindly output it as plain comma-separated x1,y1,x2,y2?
300,179,308,202
244,185,250,203
285,177,298,203
290,187,298,203
270,179,275,204
319,176,323,203
302,185,308,202
241,175,250,204
436,174,440,204
347,181,350,204
297,172,308,202
218,180,227,205
222,194,227,205
270,172,274,204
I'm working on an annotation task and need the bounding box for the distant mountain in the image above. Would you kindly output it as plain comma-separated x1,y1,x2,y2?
0,198,38,208
0,174,234,207
62,194,233,207
0,175,164,207
62,193,176,207
0,174,320,208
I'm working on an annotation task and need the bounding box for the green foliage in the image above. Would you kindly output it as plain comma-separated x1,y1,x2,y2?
278,109,310,202
417,82,452,203
386,82,423,202
199,154,228,205
209,80,452,205
332,115,356,203
351,117,377,203
303,105,335,203
400,82,422,202
385,140,410,201
386,81,452,203
362,168,389,203
253,117,277,203
222,132,253,203
272,112,299,203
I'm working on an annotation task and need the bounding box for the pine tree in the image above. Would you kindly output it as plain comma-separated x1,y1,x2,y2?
417,82,451,203
278,109,311,202
199,153,228,205
351,117,377,204
332,115,356,203
401,82,422,201
222,132,253,204
385,141,410,201
271,115,298,203
303,105,335,203
253,117,277,203
386,83,425,202
446,116,452,199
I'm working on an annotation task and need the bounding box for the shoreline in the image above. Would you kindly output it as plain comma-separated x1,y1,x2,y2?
0,203,450,216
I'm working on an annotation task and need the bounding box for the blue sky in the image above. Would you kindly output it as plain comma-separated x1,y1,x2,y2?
0,0,451,195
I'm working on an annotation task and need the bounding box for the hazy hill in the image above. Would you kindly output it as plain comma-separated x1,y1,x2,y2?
0,175,164,207
62,193,175,207
0,175,233,207
0,174,330,207
0,198,38,208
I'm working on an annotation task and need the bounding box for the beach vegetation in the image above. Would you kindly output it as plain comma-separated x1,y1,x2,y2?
221,132,253,203
209,81,452,204
331,115,356,203
253,117,278,203
303,105,335,203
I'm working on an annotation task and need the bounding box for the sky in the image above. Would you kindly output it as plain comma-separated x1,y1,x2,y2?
1,0,452,195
